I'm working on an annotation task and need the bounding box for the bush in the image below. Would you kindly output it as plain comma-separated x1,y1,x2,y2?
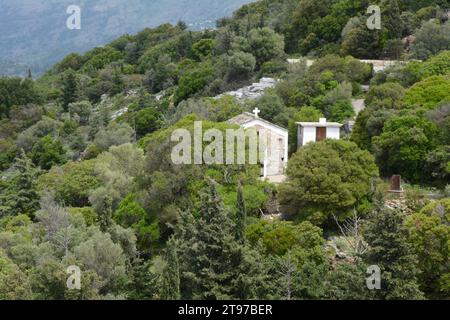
403,75,450,110
246,220,324,256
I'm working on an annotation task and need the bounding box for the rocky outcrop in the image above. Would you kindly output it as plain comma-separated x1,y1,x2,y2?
110,90,138,120
111,107,129,120
215,77,279,101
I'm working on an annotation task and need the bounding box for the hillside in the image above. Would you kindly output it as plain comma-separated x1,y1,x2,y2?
0,0,449,301
0,0,252,76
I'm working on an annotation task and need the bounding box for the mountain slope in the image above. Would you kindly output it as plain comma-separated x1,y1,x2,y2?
0,0,253,76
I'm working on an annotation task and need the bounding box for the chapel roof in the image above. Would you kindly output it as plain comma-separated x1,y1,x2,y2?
227,112,256,125
228,112,288,132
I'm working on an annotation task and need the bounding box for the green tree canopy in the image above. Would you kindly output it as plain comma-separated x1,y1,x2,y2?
373,114,439,183
279,140,379,224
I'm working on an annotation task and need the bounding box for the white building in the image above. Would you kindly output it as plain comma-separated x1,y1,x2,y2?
296,118,343,149
228,109,288,178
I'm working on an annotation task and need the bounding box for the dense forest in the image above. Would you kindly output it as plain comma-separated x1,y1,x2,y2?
0,0,449,300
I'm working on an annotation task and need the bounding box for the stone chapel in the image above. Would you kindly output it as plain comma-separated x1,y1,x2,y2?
228,108,288,178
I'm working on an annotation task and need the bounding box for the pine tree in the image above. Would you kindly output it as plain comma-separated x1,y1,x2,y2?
235,183,247,244
161,237,181,300
0,150,40,218
364,207,425,300
98,195,113,232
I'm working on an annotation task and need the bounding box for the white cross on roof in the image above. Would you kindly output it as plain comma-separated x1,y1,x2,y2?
253,107,261,118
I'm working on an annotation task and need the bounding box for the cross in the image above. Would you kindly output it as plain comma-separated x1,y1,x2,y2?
253,107,261,118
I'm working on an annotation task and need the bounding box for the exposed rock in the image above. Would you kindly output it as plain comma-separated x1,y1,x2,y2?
111,107,129,120
214,77,279,101
385,198,414,215
110,90,138,120
125,89,138,99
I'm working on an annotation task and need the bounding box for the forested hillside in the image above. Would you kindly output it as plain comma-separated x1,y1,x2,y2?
0,0,251,76
0,0,449,300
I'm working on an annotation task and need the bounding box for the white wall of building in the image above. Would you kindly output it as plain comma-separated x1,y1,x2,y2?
299,126,341,147
302,127,317,145
242,119,288,177
327,127,340,140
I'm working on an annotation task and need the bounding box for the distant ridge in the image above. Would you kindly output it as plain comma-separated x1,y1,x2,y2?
0,0,253,76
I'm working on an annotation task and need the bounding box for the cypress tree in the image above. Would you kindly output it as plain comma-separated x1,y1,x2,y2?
111,70,124,95
235,183,247,244
62,69,78,111
161,237,181,300
97,194,113,232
